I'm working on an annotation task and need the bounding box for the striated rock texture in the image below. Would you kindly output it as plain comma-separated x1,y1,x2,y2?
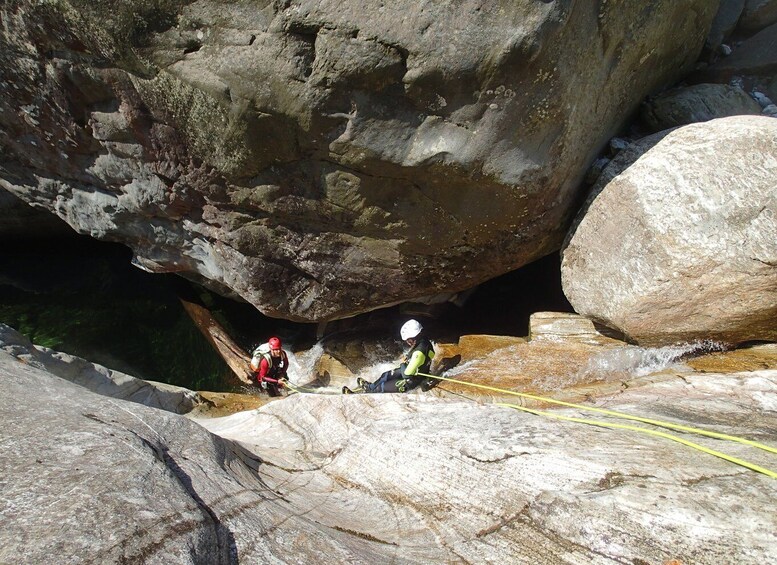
201,375,777,564
3,334,777,563
0,0,718,321
561,116,777,346
0,352,404,564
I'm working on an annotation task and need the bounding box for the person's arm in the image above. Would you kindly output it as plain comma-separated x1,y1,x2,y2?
403,350,427,376
258,357,270,381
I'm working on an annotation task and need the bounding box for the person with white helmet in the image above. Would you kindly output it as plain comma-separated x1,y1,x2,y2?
344,319,435,394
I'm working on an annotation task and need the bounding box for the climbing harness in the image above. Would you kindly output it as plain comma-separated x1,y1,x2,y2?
414,372,777,479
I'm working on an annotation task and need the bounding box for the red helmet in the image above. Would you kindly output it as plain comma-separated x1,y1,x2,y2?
268,336,282,350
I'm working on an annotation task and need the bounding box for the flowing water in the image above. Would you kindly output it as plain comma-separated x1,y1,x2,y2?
443,340,727,392
1,234,579,393
572,340,727,384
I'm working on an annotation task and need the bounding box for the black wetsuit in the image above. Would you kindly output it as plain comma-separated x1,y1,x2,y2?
364,338,435,393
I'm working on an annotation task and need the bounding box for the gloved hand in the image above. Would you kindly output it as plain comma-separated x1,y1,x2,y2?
260,381,268,390
278,377,288,388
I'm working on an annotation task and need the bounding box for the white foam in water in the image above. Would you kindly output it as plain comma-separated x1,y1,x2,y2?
439,340,726,392
354,361,397,382
571,340,726,386
350,341,412,382
286,343,324,385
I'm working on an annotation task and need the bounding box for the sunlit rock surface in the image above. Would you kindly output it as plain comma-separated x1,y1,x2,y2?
0,354,405,564
0,0,717,321
3,324,777,563
197,369,777,564
561,116,777,346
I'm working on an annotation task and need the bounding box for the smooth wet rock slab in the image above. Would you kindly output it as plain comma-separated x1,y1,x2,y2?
3,341,777,563
198,371,777,564
0,353,424,564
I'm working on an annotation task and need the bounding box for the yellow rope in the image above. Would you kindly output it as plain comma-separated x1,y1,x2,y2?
283,381,341,395
497,402,777,480
417,372,777,456
282,370,777,478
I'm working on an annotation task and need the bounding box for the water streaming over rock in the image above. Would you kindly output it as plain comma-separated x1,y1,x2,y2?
572,340,727,384
442,340,727,392
286,344,324,385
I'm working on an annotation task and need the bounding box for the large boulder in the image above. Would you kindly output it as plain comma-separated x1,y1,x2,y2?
0,0,718,322
739,0,777,32
201,370,777,564
705,0,746,53
0,351,407,564
640,83,762,132
694,20,777,83
561,116,777,346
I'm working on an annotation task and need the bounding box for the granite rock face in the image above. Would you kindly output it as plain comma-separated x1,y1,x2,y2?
3,333,777,564
694,19,777,84
0,352,409,564
705,0,746,53
739,0,777,32
640,83,762,132
0,0,718,321
197,374,777,564
561,116,777,346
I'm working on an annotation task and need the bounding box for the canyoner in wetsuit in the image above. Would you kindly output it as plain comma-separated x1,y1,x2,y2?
250,336,288,397
345,319,435,394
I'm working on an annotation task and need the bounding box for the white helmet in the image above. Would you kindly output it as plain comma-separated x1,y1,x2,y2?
400,319,423,340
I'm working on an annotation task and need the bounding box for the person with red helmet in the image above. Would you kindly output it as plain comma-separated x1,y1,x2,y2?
250,336,289,397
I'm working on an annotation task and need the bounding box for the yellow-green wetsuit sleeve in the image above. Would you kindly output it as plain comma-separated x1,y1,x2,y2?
403,350,427,376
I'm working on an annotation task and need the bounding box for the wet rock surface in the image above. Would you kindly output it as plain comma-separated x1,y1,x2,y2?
2,320,777,563
0,352,404,564
197,366,777,564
